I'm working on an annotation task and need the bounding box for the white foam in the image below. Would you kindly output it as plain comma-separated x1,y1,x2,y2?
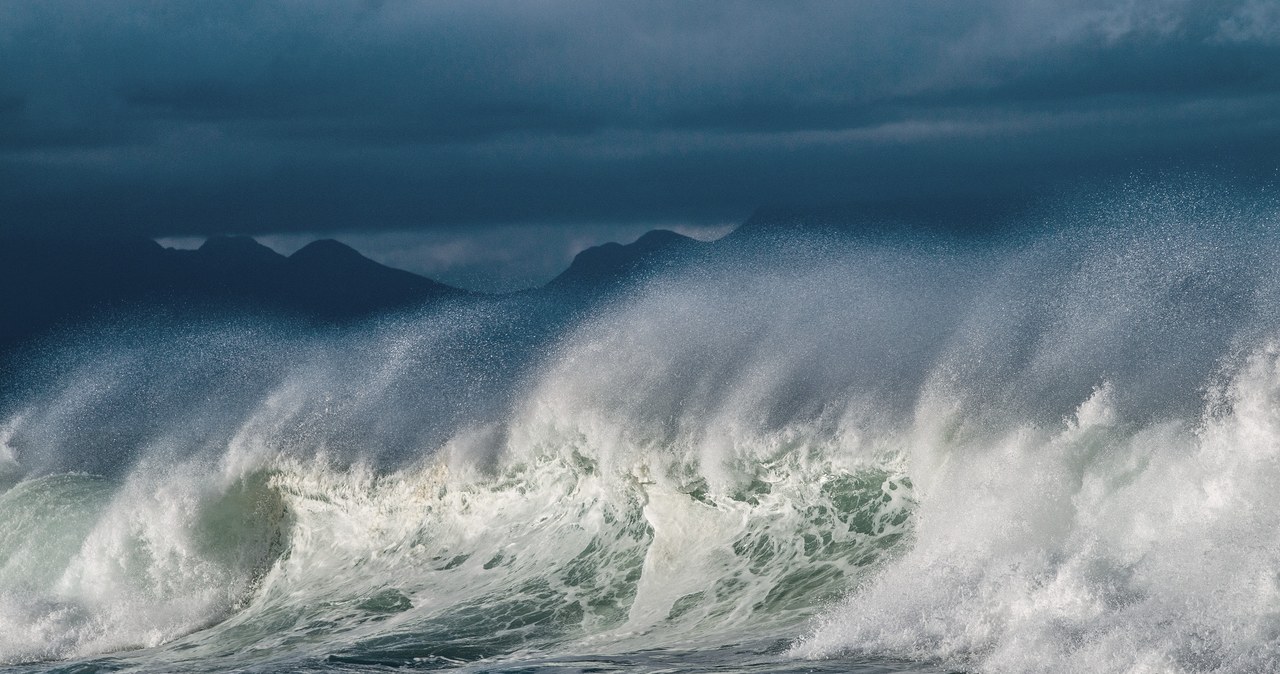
794,340,1280,672
2,181,1279,670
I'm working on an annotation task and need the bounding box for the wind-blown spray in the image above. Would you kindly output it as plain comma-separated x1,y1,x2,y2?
1,182,1278,673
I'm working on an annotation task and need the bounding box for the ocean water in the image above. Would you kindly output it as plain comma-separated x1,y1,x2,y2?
3,185,1280,673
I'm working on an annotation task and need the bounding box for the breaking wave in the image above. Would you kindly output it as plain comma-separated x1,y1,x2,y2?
2,181,1280,672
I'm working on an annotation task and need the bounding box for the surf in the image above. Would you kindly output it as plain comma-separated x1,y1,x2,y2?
2,181,1279,672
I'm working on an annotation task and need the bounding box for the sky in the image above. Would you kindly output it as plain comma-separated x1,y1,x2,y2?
3,1,1279,288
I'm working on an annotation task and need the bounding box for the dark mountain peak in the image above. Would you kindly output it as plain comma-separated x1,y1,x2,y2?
0,234,472,361
288,239,368,267
196,236,284,264
291,239,366,262
283,238,466,315
632,229,693,249
550,229,704,288
286,238,459,292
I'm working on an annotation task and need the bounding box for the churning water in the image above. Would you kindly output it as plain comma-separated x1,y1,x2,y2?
3,184,1280,673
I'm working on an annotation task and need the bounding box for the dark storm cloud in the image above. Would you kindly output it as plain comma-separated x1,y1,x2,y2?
1,0,1279,238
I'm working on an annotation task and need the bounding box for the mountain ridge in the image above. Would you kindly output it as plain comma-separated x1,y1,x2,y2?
548,229,707,289
0,226,741,363
0,235,469,356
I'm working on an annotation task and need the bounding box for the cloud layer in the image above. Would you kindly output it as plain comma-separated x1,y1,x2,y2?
2,0,1278,238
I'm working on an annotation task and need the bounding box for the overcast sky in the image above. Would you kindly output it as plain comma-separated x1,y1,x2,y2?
3,1,1279,286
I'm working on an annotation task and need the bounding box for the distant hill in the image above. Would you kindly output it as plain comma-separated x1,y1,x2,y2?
547,229,708,290
0,235,468,356
0,228,729,365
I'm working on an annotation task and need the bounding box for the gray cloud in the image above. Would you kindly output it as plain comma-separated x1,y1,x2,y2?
1,0,1278,241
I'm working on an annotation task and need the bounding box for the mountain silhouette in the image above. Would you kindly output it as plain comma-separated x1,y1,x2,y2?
0,235,467,357
285,239,461,317
548,229,706,290
0,228,731,373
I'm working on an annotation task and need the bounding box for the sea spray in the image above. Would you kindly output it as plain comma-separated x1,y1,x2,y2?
0,462,286,664
0,182,1278,671
794,342,1280,673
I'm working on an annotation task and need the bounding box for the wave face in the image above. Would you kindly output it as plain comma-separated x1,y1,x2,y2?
3,182,1280,672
